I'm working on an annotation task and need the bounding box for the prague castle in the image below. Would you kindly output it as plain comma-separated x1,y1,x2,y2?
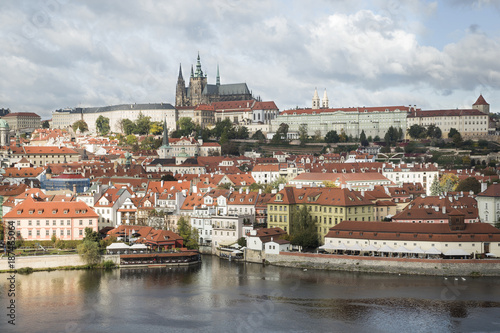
175,53,253,107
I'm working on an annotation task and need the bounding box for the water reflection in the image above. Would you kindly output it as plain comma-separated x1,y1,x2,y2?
1,256,500,333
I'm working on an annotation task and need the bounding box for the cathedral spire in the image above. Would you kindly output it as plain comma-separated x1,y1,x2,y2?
162,119,169,147
190,65,194,78
194,52,204,78
178,63,183,80
216,64,220,86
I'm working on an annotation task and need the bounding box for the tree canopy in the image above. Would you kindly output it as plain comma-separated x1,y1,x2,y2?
325,130,339,143
177,216,199,249
72,120,88,133
96,115,110,135
289,205,319,249
455,177,481,194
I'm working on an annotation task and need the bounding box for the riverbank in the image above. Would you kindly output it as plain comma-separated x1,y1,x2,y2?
264,252,500,276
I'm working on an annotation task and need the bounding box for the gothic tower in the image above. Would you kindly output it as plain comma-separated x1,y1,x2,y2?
189,52,208,106
175,64,188,107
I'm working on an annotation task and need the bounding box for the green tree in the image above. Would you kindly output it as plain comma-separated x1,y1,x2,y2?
135,112,151,135
325,130,339,143
96,115,110,135
290,205,319,249
338,129,347,143
83,227,101,243
408,124,426,139
271,123,289,145
236,126,249,139
220,131,229,145
448,128,459,139
212,119,233,139
298,123,308,146
42,120,50,129
373,135,381,142
161,173,177,181
359,130,368,146
77,239,101,266
427,124,442,139
252,130,266,142
121,119,136,135
140,136,161,150
177,216,198,249
429,177,442,195
72,120,88,133
237,237,247,248
178,117,196,136
126,134,138,145
452,133,463,147
384,126,399,145
455,177,481,194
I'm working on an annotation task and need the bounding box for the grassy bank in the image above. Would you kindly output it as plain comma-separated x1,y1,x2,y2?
0,260,118,274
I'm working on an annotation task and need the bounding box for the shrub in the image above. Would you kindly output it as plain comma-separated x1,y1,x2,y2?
101,260,116,269
17,267,34,275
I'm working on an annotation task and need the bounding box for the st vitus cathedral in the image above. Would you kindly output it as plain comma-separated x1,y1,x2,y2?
175,53,253,107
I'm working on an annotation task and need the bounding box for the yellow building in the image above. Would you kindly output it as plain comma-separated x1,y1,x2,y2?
267,187,375,240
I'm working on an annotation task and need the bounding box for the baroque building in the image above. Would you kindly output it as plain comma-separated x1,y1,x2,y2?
175,53,253,107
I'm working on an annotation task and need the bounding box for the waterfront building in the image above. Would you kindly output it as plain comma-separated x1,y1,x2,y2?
247,227,287,251
406,95,492,137
476,183,500,226
324,219,500,257
267,187,375,240
4,199,98,241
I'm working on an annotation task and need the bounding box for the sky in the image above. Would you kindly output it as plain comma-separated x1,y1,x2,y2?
1,0,500,120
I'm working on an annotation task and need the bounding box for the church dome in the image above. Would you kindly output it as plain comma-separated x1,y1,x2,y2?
0,119,9,129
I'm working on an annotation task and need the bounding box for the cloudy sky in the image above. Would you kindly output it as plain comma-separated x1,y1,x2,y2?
1,0,500,120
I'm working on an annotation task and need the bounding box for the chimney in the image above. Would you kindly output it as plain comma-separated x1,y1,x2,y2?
239,188,243,194
161,180,164,187
442,206,446,214
246,188,249,195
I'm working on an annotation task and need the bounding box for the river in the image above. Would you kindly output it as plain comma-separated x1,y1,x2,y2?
1,255,500,333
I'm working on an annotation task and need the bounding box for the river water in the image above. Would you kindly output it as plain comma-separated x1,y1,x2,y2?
1,255,500,333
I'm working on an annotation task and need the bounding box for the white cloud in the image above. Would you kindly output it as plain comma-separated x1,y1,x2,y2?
0,0,500,119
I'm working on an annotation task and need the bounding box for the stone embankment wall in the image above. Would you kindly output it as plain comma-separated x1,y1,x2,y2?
0,254,120,270
266,252,500,276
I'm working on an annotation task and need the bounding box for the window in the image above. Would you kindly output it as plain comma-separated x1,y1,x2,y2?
46,220,49,226
67,230,71,236
28,230,32,236
89,220,93,225
79,220,83,225
36,230,40,236
79,230,83,236
46,230,49,236
53,220,56,225
36,220,40,226
28,220,32,226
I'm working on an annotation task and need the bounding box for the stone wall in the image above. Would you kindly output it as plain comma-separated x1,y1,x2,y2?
0,254,120,270
266,252,500,276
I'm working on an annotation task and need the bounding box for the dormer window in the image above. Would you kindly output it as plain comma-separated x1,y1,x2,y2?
17,210,22,215
64,210,69,214
29,210,34,214
52,209,57,214
38,210,43,214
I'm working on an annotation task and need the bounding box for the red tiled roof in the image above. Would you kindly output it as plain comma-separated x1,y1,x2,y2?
325,221,500,242
473,94,489,106
4,200,97,219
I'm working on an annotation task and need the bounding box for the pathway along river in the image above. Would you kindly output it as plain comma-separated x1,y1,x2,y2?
1,255,500,332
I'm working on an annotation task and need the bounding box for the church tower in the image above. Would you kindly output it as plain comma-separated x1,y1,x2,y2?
322,89,329,108
175,64,188,107
189,52,208,106
312,88,320,109
157,119,172,159
472,94,490,114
